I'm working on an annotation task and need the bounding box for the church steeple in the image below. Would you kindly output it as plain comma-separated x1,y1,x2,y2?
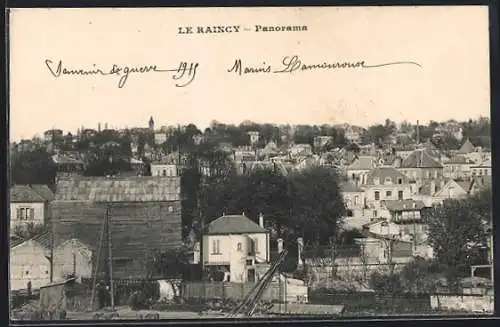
149,116,155,131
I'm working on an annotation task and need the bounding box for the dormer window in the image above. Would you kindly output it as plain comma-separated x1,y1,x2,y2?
373,177,380,185
397,178,403,185
237,242,243,252
384,177,392,184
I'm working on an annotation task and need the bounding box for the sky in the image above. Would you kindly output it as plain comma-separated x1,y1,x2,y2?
9,6,491,141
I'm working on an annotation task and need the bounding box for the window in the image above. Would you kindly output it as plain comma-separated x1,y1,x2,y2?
374,191,380,201
167,206,174,213
386,191,392,197
211,239,221,255
373,210,378,217
398,190,404,200
354,196,359,206
398,178,402,185
17,208,34,221
162,169,167,176
237,242,243,252
346,209,353,217
384,177,392,184
373,178,380,185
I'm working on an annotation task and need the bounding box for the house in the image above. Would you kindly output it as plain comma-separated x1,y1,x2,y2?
154,132,167,145
427,179,477,204
10,238,51,291
43,129,64,142
381,200,428,241
362,219,400,238
10,185,54,230
247,131,260,145
50,176,182,279
345,156,377,182
353,236,413,264
471,158,491,178
261,141,279,157
458,138,475,154
443,155,475,179
341,182,369,229
52,153,86,180
414,179,447,206
343,125,365,143
150,161,178,177
52,238,94,282
400,149,444,183
313,136,333,149
202,213,270,283
362,167,412,213
289,144,313,157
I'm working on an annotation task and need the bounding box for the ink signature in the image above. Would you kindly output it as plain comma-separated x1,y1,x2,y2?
227,55,422,76
45,59,199,88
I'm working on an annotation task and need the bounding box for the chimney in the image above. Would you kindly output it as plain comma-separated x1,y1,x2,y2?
259,213,264,228
297,237,304,266
277,238,284,253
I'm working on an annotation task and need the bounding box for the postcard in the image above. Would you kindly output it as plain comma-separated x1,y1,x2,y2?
8,6,493,321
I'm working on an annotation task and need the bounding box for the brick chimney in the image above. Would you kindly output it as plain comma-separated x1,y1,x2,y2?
259,213,264,228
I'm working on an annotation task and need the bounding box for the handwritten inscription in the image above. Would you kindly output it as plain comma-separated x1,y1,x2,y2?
227,55,422,75
44,59,199,88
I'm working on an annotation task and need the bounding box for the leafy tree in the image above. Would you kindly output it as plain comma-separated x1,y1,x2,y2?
361,124,393,147
10,149,57,189
145,246,192,297
423,193,491,280
289,167,346,243
399,257,441,294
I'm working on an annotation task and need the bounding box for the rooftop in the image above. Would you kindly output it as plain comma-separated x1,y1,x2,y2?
54,176,181,202
11,185,47,203
382,199,426,211
401,150,443,169
205,214,267,235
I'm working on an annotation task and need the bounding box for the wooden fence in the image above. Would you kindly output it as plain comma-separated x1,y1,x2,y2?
181,281,308,303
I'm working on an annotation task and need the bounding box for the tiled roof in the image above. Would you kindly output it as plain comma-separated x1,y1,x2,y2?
418,178,447,195
10,235,25,248
459,139,475,154
205,214,267,235
31,231,52,249
455,180,474,193
347,156,375,170
54,176,181,202
30,184,55,201
365,167,407,185
382,199,425,212
10,185,46,203
401,150,443,168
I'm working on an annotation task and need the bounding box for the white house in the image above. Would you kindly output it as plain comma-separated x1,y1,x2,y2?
471,158,491,178
362,167,412,215
10,185,54,230
10,239,51,291
150,163,178,177
202,213,270,283
52,238,94,282
345,156,376,182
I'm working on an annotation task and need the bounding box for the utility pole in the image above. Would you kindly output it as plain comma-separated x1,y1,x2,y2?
106,206,115,310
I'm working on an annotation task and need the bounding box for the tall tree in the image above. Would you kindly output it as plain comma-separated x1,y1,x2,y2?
11,149,57,189
423,190,491,280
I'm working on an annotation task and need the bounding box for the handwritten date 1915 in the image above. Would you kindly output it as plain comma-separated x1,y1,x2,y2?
44,59,199,88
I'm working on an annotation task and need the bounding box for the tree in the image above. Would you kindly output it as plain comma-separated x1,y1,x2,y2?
361,124,393,147
399,257,441,295
10,149,57,189
289,167,346,243
423,194,490,281
145,246,191,298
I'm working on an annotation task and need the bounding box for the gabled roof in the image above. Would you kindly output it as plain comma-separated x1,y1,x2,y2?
365,167,407,185
10,235,25,248
382,199,425,212
10,185,46,203
455,180,474,194
30,184,55,201
347,156,375,170
401,150,443,168
205,214,267,235
458,139,475,154
54,176,181,202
